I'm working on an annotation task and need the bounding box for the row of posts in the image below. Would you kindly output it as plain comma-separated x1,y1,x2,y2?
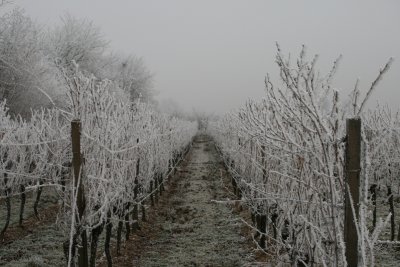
73,117,362,266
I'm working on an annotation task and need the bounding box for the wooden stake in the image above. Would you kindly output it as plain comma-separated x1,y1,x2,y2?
344,118,361,267
71,119,88,267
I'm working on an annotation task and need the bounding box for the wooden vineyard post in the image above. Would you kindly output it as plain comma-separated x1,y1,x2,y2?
261,145,267,183
344,118,361,267
150,181,154,206
132,138,140,232
159,173,165,194
387,185,395,241
132,157,140,231
370,183,377,230
155,178,159,204
71,119,88,267
259,145,267,249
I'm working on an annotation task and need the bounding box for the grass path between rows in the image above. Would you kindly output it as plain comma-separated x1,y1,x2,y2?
104,135,258,266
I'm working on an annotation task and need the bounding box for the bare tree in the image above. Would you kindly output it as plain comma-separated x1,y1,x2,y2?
0,0,12,7
100,54,154,103
0,8,61,118
47,14,108,76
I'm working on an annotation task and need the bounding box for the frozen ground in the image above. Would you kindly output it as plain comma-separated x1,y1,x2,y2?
111,135,255,266
0,188,63,266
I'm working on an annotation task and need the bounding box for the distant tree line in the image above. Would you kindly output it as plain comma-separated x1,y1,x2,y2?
0,8,154,118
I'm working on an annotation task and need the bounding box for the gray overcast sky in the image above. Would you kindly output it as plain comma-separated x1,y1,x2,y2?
11,0,400,114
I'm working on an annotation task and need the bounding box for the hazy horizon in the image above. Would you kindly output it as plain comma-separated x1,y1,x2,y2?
8,0,400,114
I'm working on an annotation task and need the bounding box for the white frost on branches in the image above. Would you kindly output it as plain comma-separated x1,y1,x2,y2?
209,44,395,266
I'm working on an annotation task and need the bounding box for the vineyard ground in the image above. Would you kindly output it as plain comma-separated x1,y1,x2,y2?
98,134,262,266
371,189,400,266
1,135,267,266
0,188,63,266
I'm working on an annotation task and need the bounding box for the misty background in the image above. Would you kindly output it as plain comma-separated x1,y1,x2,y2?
4,0,400,114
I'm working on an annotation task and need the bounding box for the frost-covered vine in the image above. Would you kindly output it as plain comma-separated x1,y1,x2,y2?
209,44,396,266
0,67,197,266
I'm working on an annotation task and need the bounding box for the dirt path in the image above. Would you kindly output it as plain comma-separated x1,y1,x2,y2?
125,135,254,266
